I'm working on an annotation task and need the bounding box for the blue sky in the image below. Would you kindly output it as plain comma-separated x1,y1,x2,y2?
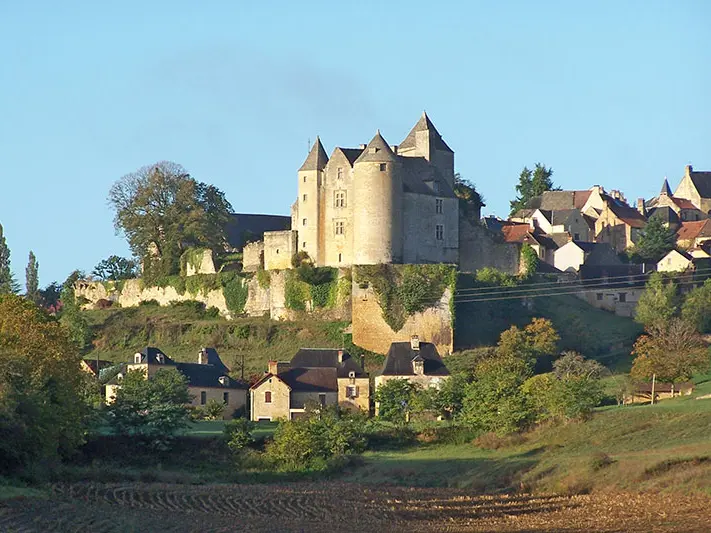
1,0,709,286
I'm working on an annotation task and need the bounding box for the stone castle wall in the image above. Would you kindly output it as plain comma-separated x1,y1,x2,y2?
351,281,453,356
458,219,520,274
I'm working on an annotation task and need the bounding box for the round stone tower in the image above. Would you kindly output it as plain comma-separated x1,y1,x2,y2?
352,131,403,264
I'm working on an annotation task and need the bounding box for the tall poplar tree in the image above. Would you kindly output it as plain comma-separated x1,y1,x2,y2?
0,223,18,295
25,251,39,304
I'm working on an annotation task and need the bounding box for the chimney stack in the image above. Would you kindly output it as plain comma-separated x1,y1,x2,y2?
636,198,646,216
268,360,279,375
360,354,365,370
337,349,345,363
198,348,208,365
686,164,693,176
410,335,420,351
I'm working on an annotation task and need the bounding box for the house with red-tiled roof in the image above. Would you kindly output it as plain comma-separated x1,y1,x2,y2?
645,177,707,223
673,165,711,214
676,219,711,249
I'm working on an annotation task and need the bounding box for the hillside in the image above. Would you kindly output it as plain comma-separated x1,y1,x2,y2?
83,303,384,377
348,376,711,495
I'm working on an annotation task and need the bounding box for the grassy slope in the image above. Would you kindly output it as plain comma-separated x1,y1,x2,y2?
83,305,384,376
348,379,711,495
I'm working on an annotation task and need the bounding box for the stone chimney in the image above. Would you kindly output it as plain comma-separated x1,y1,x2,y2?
358,143,366,150
636,198,646,216
686,164,694,176
390,145,398,154
198,348,208,365
410,335,420,351
337,349,345,363
360,354,365,370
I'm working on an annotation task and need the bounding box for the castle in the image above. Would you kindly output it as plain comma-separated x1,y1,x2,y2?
244,113,464,270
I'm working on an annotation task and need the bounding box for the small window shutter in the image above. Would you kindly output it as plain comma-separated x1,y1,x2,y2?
354,386,359,397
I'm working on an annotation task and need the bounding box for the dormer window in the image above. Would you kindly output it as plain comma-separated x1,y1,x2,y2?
413,358,424,376
369,147,379,154
348,371,356,379
156,353,165,364
218,376,228,386
134,353,142,364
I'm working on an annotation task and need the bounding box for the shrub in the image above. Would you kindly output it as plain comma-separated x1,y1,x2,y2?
589,452,615,471
202,399,227,420
95,298,113,309
224,418,255,453
138,299,160,307
374,379,420,424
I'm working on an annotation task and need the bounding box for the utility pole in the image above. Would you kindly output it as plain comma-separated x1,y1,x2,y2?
651,373,656,405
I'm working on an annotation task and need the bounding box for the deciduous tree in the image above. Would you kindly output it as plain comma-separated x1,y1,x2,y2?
454,173,485,222
108,161,233,280
374,378,420,424
635,272,680,327
92,255,138,281
681,278,711,333
631,318,710,382
632,214,676,262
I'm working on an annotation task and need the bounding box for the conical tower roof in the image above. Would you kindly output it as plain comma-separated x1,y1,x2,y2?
399,111,453,152
660,177,672,196
354,131,398,164
299,137,329,172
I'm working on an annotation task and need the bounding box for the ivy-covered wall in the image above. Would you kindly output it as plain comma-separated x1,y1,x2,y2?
351,264,456,355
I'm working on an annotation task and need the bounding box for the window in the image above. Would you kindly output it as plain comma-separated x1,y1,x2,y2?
619,292,627,303
338,253,342,263
265,391,272,403
435,198,443,214
334,190,346,208
596,293,603,301
435,224,444,240
302,218,307,226
134,353,142,364
379,163,387,171
335,220,345,235
319,393,327,406
346,385,358,399
156,353,164,364
223,392,229,404
574,233,580,240
303,175,306,183
303,194,307,202
337,167,343,179
302,242,306,248
200,391,207,405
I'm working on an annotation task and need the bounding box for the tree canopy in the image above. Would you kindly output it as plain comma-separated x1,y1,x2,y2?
25,251,39,304
0,295,88,472
632,214,676,262
635,272,680,327
454,173,485,222
0,223,19,295
509,163,556,215
92,255,138,281
108,162,233,280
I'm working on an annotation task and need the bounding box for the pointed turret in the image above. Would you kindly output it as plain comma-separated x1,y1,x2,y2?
660,177,672,196
354,131,397,164
299,136,329,172
398,111,452,153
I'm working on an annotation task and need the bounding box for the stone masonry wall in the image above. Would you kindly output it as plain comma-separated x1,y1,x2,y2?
459,219,520,274
351,281,453,356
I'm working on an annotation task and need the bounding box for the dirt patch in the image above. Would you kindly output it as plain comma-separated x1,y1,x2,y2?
1,482,710,532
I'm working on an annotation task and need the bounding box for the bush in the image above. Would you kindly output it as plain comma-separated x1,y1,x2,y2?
139,299,160,307
224,418,255,454
374,379,420,424
95,298,113,309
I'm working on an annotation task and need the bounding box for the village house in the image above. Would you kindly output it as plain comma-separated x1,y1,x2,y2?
80,358,112,377
672,165,711,214
676,219,711,249
577,264,651,317
374,336,450,414
511,208,592,242
645,178,706,223
594,200,647,253
105,347,248,419
250,349,370,421
553,241,621,273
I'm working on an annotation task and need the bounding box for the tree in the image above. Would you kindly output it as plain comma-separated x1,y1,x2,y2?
25,251,39,304
632,214,676,262
631,318,710,382
454,173,485,222
374,378,420,424
461,355,533,435
107,368,192,449
635,272,680,327
92,255,138,281
58,270,92,351
520,243,539,277
681,278,711,333
496,318,560,365
553,351,607,380
509,163,556,215
108,162,233,280
39,281,62,312
0,223,19,295
522,372,603,423
223,418,255,454
0,295,88,472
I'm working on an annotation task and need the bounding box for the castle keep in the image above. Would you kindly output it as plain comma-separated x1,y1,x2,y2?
247,113,461,269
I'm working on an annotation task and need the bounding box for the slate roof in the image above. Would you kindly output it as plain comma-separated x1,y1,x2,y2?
175,362,247,389
688,169,711,199
224,213,291,250
607,203,647,228
660,178,672,196
299,137,329,171
398,112,453,153
354,132,398,164
290,348,368,378
134,347,175,365
278,367,338,392
677,220,711,241
647,206,680,226
525,190,592,211
380,342,450,377
399,156,456,198
336,147,364,167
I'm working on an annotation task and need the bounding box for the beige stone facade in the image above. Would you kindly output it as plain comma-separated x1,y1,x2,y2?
264,231,297,271
337,377,370,412
250,376,291,421
674,165,711,213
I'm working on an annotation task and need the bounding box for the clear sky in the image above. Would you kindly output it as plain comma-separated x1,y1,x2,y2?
1,0,709,286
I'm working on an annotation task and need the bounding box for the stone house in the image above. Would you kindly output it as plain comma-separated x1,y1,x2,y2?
553,241,621,273
80,358,112,377
577,264,651,317
594,201,647,253
250,349,370,421
676,219,711,249
512,208,591,242
374,337,450,414
672,165,711,214
645,178,706,223
105,347,248,419
657,249,694,273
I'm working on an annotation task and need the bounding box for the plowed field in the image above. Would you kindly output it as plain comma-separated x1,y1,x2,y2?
1,482,709,532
